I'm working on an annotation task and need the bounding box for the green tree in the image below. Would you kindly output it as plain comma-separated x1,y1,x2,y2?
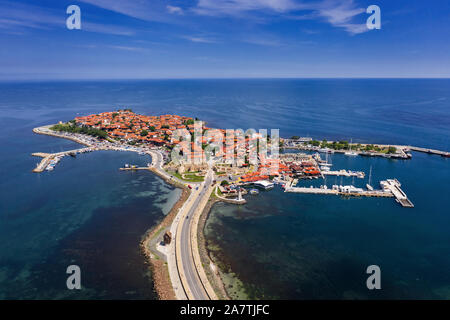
140,130,148,136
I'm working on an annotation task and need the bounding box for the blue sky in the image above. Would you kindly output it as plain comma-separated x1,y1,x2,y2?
0,0,449,79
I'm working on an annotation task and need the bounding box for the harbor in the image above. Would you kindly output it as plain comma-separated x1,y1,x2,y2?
283,138,450,159
322,170,365,178
405,146,450,158
32,147,96,172
285,179,413,207
276,151,415,207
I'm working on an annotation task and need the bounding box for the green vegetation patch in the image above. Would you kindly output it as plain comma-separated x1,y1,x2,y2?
170,171,205,182
50,123,109,139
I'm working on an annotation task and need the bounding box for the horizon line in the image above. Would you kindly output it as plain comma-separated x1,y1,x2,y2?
1,76,450,82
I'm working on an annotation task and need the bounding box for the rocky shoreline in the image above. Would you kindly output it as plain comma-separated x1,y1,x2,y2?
197,196,231,300
140,168,190,300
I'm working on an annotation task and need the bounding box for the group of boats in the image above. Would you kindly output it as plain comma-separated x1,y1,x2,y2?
45,156,63,171
43,148,94,172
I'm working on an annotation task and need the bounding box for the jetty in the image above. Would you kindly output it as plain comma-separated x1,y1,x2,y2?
322,170,365,178
286,186,338,195
285,140,450,160
285,178,413,208
380,179,414,207
119,167,151,171
32,147,95,173
286,185,392,197
405,146,450,158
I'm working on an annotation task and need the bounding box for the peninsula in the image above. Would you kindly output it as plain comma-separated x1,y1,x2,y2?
32,109,450,300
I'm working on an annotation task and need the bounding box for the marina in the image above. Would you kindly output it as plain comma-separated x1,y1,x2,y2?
32,147,96,173
321,170,365,178
405,146,450,158
285,179,413,207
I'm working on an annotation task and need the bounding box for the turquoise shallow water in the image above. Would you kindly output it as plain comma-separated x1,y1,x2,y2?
0,150,180,299
0,79,448,299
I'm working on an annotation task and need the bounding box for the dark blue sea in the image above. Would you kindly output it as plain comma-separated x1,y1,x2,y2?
0,79,449,299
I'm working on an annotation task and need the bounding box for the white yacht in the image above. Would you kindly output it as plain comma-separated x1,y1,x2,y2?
253,180,274,190
366,166,374,190
345,138,358,156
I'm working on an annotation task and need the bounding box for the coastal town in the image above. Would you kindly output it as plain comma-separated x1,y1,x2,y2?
31,109,448,300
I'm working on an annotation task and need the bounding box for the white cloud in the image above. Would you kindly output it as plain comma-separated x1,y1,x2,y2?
194,0,300,16
193,0,368,34
314,0,366,34
109,45,146,52
183,36,217,43
78,0,172,23
167,5,184,15
82,22,136,36
0,1,63,31
0,1,136,36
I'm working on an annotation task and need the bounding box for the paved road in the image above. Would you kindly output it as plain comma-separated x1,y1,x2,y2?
179,169,214,299
149,150,204,186
149,151,213,299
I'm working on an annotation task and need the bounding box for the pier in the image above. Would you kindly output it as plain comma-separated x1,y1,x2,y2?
285,186,392,197
285,142,449,160
380,179,414,207
322,170,365,178
32,147,96,173
285,178,413,208
286,186,338,195
405,146,450,158
119,167,151,171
